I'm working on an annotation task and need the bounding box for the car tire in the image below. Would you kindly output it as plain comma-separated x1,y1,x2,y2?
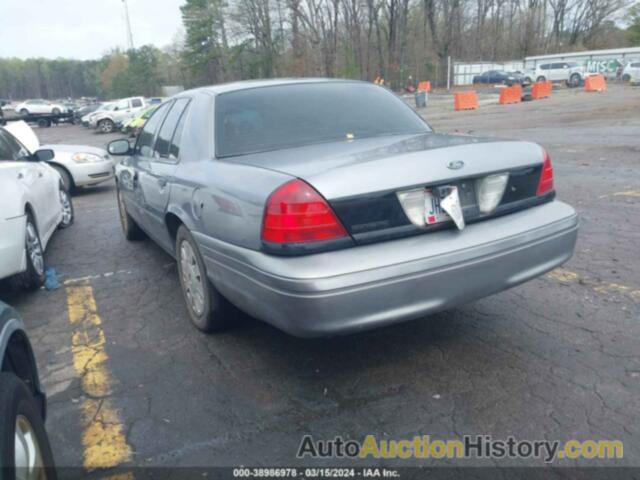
19,109,29,116
0,373,57,480
622,74,631,82
10,212,45,291
51,165,74,193
569,74,580,88
116,188,145,241
176,225,238,333
536,76,546,83
98,119,115,134
58,187,74,229
52,108,61,115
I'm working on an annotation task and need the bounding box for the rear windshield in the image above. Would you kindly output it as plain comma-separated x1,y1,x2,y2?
214,82,430,158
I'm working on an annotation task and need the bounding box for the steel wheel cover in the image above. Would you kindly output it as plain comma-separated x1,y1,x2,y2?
59,190,72,225
15,414,45,480
25,222,44,276
179,240,205,316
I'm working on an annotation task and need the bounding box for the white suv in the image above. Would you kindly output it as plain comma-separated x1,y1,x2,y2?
534,61,590,87
90,97,146,133
622,61,640,82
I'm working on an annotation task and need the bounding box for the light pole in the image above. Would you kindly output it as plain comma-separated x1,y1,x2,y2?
122,0,135,50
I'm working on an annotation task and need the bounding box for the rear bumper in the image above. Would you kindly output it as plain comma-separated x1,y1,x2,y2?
195,201,578,337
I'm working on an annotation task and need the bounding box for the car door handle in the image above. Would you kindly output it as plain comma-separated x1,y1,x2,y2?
157,178,167,188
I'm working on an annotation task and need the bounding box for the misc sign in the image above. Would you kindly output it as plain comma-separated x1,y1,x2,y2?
585,59,622,74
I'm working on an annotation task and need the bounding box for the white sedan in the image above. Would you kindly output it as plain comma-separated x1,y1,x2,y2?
0,126,74,290
4,121,114,192
13,99,68,116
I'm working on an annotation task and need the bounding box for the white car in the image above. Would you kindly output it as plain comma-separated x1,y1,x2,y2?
4,121,114,192
89,97,146,133
534,61,592,87
13,99,68,116
0,125,74,290
621,61,640,82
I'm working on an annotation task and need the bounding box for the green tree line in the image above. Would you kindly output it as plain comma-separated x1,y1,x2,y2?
0,45,184,100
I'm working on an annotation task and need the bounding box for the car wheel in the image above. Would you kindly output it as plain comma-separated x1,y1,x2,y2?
52,108,61,115
176,225,238,332
51,165,74,193
98,119,115,133
0,373,57,480
10,212,45,291
569,73,580,88
20,109,29,116
116,188,145,240
622,74,631,82
536,76,546,83
58,187,74,229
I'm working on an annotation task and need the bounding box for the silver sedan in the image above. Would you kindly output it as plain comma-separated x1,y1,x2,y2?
109,79,578,337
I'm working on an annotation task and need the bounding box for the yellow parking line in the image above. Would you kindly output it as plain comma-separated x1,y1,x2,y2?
599,190,640,199
546,268,640,301
66,285,133,471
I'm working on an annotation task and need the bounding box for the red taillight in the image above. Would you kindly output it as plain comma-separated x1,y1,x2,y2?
536,150,554,196
262,179,348,244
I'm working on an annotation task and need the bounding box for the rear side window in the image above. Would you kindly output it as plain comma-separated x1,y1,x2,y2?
631,62,640,68
215,82,430,158
135,101,172,157
131,98,143,108
154,98,191,159
540,64,550,70
169,102,191,160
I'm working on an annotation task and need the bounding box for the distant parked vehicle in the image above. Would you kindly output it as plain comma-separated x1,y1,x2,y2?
621,61,640,82
122,105,157,137
0,301,57,479
74,103,101,122
533,61,591,87
472,70,517,86
81,102,114,127
5,120,114,192
89,97,146,133
14,99,68,116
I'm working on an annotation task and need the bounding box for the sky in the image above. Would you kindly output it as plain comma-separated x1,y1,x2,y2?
0,0,185,60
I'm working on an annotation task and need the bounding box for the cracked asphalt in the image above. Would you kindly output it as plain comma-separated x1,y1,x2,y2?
1,83,639,475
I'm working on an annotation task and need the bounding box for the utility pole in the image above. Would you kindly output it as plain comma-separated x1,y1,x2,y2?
122,0,135,50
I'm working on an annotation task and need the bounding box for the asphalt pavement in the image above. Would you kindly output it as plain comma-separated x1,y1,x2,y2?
1,84,639,477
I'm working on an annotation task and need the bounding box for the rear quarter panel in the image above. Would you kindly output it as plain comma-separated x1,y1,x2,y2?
170,91,294,251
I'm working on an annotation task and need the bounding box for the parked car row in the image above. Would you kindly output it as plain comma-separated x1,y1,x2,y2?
473,61,598,88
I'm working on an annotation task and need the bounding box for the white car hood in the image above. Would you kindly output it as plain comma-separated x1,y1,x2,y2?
3,121,40,153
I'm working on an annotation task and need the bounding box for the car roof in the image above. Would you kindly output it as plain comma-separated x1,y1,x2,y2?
183,78,368,96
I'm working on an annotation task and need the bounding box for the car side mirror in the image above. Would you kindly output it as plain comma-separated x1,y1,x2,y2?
108,139,131,156
34,149,54,162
